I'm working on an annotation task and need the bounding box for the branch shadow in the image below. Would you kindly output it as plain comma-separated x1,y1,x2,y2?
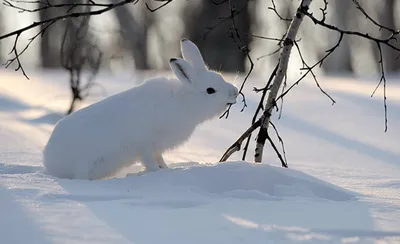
278,113,400,168
0,93,64,125
0,184,51,244
222,214,400,243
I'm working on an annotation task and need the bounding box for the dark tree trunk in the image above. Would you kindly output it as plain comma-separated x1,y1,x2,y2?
0,9,2,60
183,0,251,72
114,4,149,70
39,1,62,68
60,0,101,115
321,0,353,73
377,0,399,72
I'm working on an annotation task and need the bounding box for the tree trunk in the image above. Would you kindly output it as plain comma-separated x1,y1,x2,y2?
60,0,99,115
254,0,313,163
114,4,149,70
0,8,2,60
377,0,398,72
39,1,62,68
183,0,251,72
321,0,353,73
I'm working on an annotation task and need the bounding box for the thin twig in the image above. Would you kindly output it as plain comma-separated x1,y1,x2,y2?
241,62,279,161
371,43,388,132
220,0,253,118
269,121,287,167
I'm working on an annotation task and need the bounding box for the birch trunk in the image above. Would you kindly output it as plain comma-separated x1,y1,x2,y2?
254,0,313,163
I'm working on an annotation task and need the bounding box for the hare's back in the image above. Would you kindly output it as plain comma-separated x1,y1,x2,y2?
43,92,132,172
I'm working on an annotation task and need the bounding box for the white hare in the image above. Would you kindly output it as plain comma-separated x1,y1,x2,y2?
43,39,239,180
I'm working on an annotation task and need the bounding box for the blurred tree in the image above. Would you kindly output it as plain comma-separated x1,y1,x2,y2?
39,1,63,68
183,0,251,72
377,0,399,72
0,7,2,60
60,0,101,114
321,0,353,73
114,2,151,70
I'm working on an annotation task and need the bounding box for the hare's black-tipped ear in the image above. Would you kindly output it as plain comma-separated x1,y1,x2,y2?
180,39,207,71
169,58,197,84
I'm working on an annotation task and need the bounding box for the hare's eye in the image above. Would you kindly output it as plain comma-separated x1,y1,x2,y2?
206,87,216,94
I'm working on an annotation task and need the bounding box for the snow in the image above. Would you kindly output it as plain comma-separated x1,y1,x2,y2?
0,69,400,243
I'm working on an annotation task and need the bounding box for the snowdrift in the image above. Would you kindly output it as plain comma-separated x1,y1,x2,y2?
117,161,356,201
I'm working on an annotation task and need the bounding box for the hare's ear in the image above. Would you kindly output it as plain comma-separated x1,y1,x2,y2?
180,39,207,71
169,58,197,84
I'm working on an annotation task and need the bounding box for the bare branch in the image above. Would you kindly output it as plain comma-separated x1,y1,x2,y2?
203,0,250,40
59,4,102,115
371,43,388,132
277,32,344,103
241,63,279,161
220,119,261,162
302,10,400,52
222,0,397,164
145,0,173,12
266,131,287,168
301,5,395,131
3,19,55,79
0,0,144,78
268,0,292,21
351,0,399,35
3,0,115,13
269,121,287,167
219,0,253,118
210,0,228,5
293,41,335,104
254,0,313,163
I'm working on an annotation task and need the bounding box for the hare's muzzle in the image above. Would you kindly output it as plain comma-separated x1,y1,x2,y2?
227,89,239,105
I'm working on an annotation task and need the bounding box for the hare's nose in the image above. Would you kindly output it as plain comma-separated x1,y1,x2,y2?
231,89,239,98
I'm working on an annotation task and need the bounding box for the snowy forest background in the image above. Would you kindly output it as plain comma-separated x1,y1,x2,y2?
1,0,399,79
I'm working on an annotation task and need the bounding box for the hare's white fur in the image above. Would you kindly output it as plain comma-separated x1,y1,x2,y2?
43,39,238,180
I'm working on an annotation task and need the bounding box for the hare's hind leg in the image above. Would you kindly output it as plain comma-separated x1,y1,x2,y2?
155,153,168,169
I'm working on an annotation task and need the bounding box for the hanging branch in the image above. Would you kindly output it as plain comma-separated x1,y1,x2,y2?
220,0,253,118
293,40,335,104
203,0,250,40
145,0,173,12
266,132,287,168
371,43,388,132
269,121,287,167
351,0,399,35
3,20,55,79
300,6,398,131
60,10,102,115
0,0,172,79
268,0,291,22
3,0,118,13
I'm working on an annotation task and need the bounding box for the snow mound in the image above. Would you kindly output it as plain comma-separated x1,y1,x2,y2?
115,161,355,201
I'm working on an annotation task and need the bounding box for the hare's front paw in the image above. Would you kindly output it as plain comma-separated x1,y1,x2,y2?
140,151,162,172
155,154,168,169
144,162,160,172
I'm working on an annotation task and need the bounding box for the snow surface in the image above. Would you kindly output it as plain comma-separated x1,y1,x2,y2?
0,69,399,243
